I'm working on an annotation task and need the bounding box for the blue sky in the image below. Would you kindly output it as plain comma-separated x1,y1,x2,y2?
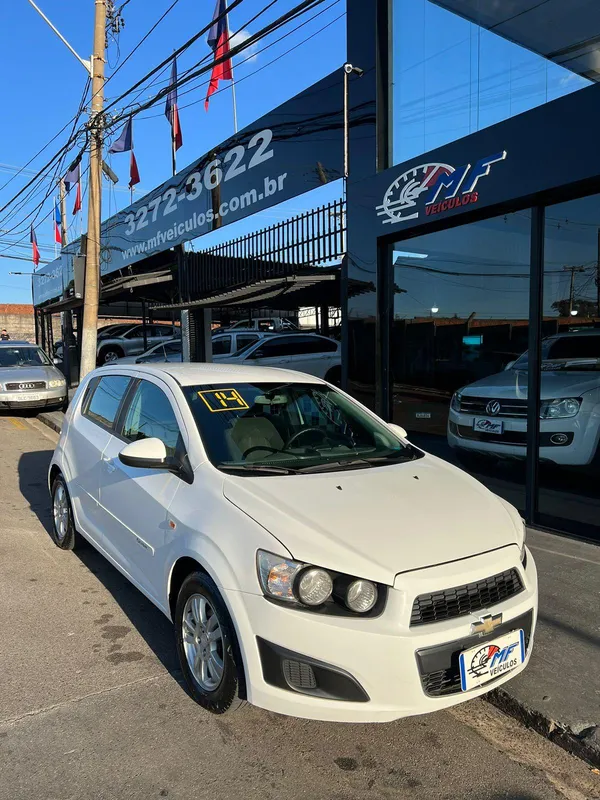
0,0,346,302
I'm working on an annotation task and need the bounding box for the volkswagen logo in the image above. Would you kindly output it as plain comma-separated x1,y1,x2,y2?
486,400,501,416
19,383,35,390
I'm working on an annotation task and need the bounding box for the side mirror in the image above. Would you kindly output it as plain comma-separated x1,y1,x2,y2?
118,437,171,470
504,360,515,371
388,423,408,439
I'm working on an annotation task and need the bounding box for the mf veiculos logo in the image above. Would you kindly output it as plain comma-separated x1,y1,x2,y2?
376,151,507,225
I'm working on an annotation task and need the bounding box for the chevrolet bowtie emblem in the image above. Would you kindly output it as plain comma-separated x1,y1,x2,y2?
471,613,503,636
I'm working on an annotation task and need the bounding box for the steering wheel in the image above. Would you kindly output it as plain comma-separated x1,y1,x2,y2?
284,428,331,450
242,445,281,459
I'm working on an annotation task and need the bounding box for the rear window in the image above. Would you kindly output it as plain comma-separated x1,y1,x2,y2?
85,375,130,428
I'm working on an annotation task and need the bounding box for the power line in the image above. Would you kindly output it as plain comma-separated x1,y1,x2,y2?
105,0,326,129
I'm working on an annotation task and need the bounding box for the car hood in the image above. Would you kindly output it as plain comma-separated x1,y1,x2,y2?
461,369,600,399
223,455,521,585
0,365,62,384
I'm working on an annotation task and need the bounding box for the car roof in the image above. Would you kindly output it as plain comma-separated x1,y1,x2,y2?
550,330,600,338
100,362,327,386
0,340,32,346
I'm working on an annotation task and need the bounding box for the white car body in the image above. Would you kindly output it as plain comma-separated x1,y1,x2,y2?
448,332,600,466
216,334,341,382
49,363,536,722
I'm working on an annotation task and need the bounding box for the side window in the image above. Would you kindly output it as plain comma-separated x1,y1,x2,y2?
84,375,131,429
153,325,172,338
121,380,182,457
212,336,232,356
164,341,182,354
251,337,297,359
236,334,259,351
287,336,337,355
124,326,141,339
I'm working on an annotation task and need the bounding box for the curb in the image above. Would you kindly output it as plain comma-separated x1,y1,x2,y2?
488,688,600,769
36,411,64,435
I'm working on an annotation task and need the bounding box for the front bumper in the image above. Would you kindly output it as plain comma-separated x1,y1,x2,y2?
0,387,66,410
447,409,599,466
223,545,537,722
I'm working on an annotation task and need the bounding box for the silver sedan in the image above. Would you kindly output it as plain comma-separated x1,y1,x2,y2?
0,342,67,410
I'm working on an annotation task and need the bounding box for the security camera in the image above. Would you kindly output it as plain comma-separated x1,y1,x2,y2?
344,63,364,76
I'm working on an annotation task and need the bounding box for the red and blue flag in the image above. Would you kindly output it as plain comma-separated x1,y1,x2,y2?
54,204,62,244
165,57,183,150
109,117,141,189
205,0,233,111
30,224,40,267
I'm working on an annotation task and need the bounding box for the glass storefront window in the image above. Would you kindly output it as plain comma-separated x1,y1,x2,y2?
390,211,531,511
392,0,591,164
537,195,600,542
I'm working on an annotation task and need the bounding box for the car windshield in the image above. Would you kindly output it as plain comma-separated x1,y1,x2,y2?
183,382,422,475
512,335,600,371
0,347,51,367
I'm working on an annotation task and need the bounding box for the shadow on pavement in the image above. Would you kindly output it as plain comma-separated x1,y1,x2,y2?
538,611,600,648
18,448,54,535
74,545,180,677
17,447,180,680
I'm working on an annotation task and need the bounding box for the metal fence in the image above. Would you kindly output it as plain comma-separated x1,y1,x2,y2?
180,199,345,302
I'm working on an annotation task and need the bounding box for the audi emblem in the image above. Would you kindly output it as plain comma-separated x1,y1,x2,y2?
19,383,35,390
486,400,502,416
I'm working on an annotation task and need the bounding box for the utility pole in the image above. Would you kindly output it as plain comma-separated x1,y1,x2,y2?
59,178,68,247
80,0,107,378
563,265,585,316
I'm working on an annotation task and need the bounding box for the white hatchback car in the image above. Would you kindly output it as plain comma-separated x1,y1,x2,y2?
49,364,537,721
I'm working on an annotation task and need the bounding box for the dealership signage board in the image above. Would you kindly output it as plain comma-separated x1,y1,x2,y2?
350,81,600,241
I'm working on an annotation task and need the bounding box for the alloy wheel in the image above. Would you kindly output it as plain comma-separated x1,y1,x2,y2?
182,593,224,691
53,483,69,541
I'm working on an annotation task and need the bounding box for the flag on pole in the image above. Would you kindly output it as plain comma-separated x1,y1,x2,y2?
30,224,40,267
165,57,183,150
109,117,141,188
64,161,82,214
205,0,233,111
54,204,62,244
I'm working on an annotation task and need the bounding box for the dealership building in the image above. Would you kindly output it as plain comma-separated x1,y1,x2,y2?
34,0,600,544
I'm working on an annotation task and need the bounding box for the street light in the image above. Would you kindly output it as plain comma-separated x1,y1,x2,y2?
570,309,578,316
431,306,439,314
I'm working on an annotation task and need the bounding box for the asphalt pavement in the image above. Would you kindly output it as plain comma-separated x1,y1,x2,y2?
0,414,599,800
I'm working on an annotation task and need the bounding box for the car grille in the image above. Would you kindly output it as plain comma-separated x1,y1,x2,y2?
417,610,533,697
459,396,527,418
410,568,524,626
5,381,46,391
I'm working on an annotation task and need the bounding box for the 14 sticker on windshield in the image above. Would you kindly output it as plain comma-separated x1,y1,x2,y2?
198,388,249,412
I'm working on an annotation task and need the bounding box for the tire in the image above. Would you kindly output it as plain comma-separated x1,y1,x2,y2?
325,365,341,387
98,346,123,365
175,571,246,714
50,474,81,551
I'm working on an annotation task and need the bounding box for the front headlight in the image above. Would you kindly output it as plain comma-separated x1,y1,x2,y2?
48,378,66,388
256,550,381,614
519,520,527,567
540,397,580,419
451,391,462,412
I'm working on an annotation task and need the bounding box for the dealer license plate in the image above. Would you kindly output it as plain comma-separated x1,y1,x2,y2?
473,417,503,435
459,629,525,691
13,393,45,402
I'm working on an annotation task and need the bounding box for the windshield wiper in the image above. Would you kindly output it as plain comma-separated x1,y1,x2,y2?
220,464,304,476
297,452,417,474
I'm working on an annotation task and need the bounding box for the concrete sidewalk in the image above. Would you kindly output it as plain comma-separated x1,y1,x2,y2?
35,409,600,767
490,527,600,767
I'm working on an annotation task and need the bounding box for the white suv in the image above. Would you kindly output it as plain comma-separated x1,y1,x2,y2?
48,363,536,722
448,330,600,466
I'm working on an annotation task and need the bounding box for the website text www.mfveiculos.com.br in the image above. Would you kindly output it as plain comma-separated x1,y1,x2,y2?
121,173,288,261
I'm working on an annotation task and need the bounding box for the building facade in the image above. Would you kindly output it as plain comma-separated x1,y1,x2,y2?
346,0,600,543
